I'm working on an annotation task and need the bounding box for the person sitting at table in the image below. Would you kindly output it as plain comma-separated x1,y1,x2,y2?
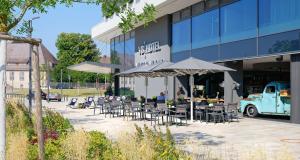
157,92,165,102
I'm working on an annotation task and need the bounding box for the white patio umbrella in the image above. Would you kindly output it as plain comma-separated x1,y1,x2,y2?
68,61,121,95
155,57,235,121
118,61,175,102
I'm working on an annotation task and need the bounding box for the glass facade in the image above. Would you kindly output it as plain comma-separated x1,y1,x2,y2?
171,0,300,62
192,9,219,49
110,31,135,70
172,18,191,53
220,0,257,43
259,0,300,36
124,32,135,69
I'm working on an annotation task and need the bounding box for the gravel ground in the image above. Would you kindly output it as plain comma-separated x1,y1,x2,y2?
43,100,300,159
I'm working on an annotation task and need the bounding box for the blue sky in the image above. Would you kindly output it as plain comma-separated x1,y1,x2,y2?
23,3,109,57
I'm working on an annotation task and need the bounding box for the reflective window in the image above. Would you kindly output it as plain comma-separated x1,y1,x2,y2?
125,36,135,69
220,0,257,43
259,0,300,36
115,36,125,67
192,9,219,49
172,18,191,53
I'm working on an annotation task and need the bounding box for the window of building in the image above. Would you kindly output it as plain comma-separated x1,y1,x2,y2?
220,0,257,43
192,9,219,49
9,72,14,81
19,72,24,81
192,2,205,16
114,35,125,66
125,31,135,69
205,0,219,10
259,0,300,36
172,18,191,53
181,7,191,20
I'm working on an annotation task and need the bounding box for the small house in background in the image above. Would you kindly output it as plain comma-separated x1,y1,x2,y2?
6,42,57,91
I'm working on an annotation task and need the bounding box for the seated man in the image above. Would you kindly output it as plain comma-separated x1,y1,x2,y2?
157,92,165,102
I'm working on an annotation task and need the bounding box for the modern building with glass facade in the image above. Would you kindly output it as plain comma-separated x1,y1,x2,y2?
92,0,300,124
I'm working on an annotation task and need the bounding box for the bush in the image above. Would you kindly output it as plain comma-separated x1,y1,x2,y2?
87,131,111,160
114,124,189,160
43,109,74,136
6,102,34,139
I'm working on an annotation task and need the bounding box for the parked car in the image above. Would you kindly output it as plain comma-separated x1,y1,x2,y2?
240,81,290,117
56,83,72,89
46,93,62,102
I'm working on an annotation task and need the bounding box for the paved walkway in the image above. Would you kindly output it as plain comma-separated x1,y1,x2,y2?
43,100,300,159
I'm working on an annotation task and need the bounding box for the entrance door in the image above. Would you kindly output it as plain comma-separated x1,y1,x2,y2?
261,85,277,113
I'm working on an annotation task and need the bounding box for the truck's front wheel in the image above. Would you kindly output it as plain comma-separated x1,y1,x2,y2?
246,105,258,117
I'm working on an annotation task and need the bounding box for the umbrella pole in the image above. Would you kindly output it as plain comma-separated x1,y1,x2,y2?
165,76,168,104
145,77,148,103
190,74,194,121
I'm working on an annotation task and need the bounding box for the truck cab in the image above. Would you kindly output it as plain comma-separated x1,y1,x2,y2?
240,82,290,117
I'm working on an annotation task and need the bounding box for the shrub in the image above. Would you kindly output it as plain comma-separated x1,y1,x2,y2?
62,130,90,160
6,102,34,139
87,131,111,160
43,109,74,136
114,124,189,160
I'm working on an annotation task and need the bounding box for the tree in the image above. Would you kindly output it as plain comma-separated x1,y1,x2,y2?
53,33,100,83
0,0,156,159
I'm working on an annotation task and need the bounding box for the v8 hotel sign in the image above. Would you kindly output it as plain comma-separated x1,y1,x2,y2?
138,41,161,55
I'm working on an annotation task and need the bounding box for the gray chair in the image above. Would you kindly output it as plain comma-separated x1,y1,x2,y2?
225,103,239,122
130,101,143,120
143,103,156,125
156,103,170,125
94,97,105,115
172,104,188,126
110,100,122,117
206,104,225,123
195,105,208,123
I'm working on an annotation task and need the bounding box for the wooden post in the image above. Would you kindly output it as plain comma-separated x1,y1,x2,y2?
32,45,45,160
0,33,7,160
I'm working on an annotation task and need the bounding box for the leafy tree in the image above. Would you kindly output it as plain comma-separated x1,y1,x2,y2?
52,33,100,83
0,0,156,159
0,0,156,34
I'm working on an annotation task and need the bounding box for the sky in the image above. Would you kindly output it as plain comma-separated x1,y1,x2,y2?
23,3,109,57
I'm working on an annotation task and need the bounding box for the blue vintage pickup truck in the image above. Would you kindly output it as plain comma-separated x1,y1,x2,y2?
240,82,291,117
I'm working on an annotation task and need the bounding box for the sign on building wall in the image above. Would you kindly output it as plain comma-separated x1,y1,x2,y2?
138,41,161,56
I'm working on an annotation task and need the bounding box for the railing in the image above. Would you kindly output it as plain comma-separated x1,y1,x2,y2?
6,93,26,104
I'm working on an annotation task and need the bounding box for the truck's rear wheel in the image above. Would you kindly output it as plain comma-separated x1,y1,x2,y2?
246,105,258,117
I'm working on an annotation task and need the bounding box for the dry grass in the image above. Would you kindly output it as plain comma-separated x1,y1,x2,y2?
181,138,295,160
116,132,156,160
6,132,29,160
62,130,90,160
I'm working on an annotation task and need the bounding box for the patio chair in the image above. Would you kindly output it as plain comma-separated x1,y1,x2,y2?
82,96,95,108
104,101,111,118
110,100,123,118
93,97,105,115
195,105,208,123
155,103,170,125
172,104,188,126
225,103,239,122
206,104,225,123
66,98,78,109
123,100,132,120
130,101,143,120
143,103,156,125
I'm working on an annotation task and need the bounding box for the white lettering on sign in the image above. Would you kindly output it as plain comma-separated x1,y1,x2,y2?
138,41,160,55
